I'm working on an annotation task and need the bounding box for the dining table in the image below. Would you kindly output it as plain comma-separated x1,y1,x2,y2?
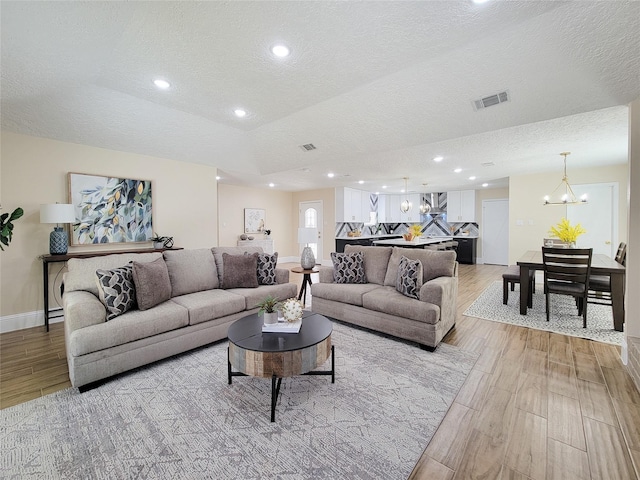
516,250,626,332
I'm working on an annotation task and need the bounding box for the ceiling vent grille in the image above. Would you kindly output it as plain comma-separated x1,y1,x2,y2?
299,143,317,152
472,90,510,111
481,161,495,167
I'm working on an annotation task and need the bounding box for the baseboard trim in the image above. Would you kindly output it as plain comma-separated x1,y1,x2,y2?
0,310,64,334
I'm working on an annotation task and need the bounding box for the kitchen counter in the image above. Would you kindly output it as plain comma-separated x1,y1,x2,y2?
335,234,401,240
372,237,453,247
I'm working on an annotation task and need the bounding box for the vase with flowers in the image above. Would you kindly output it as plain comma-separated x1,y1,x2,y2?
403,224,423,242
548,218,586,247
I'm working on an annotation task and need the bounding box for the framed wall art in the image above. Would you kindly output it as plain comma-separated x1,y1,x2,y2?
68,173,153,245
244,208,266,233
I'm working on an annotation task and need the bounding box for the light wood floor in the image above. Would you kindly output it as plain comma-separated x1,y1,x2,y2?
1,264,639,480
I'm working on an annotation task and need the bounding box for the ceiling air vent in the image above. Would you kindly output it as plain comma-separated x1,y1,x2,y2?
472,90,510,111
481,162,495,167
299,143,317,152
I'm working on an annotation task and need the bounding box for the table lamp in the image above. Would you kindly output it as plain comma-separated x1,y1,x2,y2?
40,203,76,255
298,227,318,269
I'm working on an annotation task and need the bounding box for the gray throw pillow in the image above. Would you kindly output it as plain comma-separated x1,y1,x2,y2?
330,251,367,284
132,257,172,310
222,253,259,289
95,264,137,320
396,255,423,299
257,252,278,285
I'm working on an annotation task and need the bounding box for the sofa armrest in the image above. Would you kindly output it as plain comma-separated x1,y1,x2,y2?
419,276,456,307
317,266,335,283
275,268,290,284
63,291,107,332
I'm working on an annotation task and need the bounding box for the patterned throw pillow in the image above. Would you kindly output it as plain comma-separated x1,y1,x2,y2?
330,252,367,284
95,264,137,321
257,252,278,285
396,256,423,299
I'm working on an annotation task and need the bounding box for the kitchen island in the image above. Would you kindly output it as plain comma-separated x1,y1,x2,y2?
372,236,453,247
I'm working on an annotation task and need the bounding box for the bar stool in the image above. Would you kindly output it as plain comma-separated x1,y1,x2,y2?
502,265,535,307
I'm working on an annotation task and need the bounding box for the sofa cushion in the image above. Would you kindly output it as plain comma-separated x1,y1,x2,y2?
227,283,298,311
68,300,189,356
384,247,456,287
132,257,172,310
171,290,246,325
311,282,382,307
330,251,366,284
344,245,392,285
221,253,259,289
163,248,219,296
257,252,278,285
66,252,162,297
396,256,423,299
212,246,264,285
362,286,440,325
95,264,137,320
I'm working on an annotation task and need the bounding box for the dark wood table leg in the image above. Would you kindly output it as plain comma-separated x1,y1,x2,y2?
297,274,313,306
43,260,50,331
519,265,530,315
271,375,283,422
610,272,625,332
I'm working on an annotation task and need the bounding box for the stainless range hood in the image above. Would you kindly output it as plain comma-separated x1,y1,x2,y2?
424,193,446,214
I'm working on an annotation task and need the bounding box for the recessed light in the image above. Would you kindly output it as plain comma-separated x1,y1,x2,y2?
472,0,491,4
375,191,380,195
382,185,387,189
268,183,275,188
469,176,476,180
327,173,335,178
216,176,221,180
234,109,247,118
482,183,489,187
271,44,290,57
454,168,462,173
358,180,364,184
433,156,444,162
153,79,170,90
401,189,406,193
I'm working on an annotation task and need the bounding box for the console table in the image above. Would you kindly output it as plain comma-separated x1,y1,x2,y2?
41,247,181,331
237,238,274,254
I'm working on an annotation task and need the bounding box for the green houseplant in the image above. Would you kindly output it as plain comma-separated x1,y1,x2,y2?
0,206,24,251
256,295,280,325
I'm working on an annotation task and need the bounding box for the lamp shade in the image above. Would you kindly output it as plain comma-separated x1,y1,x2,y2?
40,204,75,224
298,227,318,245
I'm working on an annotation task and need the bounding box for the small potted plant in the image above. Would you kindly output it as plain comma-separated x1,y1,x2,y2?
151,232,165,249
256,295,280,325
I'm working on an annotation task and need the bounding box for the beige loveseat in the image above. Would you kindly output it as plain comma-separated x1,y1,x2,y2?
63,246,297,389
311,245,458,350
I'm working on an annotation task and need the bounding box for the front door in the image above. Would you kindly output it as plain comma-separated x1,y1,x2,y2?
482,199,509,265
299,201,323,264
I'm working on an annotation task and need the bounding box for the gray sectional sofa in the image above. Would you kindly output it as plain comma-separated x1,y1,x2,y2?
311,245,458,350
62,246,297,388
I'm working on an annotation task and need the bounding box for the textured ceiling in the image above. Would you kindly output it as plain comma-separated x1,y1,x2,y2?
1,1,638,193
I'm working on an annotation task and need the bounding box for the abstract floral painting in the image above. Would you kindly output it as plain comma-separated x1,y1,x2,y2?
244,208,265,233
69,173,153,245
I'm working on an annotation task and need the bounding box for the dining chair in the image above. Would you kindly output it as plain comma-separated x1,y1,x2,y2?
587,242,626,307
542,247,593,328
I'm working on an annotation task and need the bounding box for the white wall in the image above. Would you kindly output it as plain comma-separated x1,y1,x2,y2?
0,131,218,323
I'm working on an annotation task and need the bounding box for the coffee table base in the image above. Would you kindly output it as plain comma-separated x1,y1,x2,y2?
228,345,335,422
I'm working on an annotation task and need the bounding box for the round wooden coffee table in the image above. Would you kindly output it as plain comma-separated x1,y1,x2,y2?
227,311,334,422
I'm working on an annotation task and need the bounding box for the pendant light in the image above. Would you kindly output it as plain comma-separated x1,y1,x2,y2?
543,152,588,205
419,183,431,214
400,177,412,213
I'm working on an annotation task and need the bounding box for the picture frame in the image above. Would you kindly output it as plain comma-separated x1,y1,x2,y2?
68,172,153,245
244,208,266,233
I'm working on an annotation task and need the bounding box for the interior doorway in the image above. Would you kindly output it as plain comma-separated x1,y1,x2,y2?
299,201,323,264
482,199,509,265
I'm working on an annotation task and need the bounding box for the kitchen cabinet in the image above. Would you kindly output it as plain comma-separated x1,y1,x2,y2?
400,193,421,223
447,190,476,222
379,194,402,223
456,237,477,264
336,187,371,223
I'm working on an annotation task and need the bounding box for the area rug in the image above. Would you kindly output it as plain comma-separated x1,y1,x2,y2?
0,322,477,480
464,281,623,345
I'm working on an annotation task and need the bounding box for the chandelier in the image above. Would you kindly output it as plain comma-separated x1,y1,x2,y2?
419,184,431,214
543,152,588,205
400,177,412,213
